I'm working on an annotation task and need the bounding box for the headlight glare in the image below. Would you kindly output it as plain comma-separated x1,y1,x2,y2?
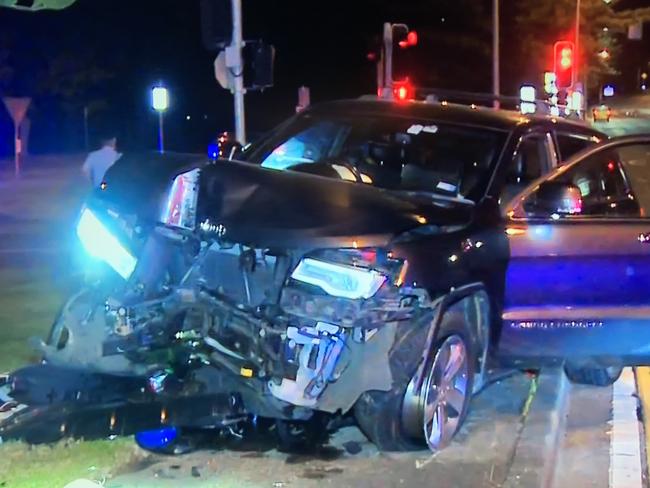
291,257,386,300
77,208,137,280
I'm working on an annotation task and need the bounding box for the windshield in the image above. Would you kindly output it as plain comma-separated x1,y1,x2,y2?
244,112,507,201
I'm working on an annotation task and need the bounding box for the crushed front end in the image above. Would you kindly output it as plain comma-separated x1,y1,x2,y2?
37,164,422,423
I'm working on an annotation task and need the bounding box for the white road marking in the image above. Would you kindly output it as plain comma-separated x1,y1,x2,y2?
610,368,643,488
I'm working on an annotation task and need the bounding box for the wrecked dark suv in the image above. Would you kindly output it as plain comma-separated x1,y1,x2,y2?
9,98,649,453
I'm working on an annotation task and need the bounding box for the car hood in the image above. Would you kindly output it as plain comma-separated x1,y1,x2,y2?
97,153,474,249
197,160,474,248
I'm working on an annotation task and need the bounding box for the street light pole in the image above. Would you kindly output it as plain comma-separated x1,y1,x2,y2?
231,0,246,145
83,105,89,151
158,111,164,154
493,0,500,109
152,86,169,153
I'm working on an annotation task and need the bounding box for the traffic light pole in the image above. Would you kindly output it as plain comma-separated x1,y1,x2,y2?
575,0,587,114
231,0,246,145
492,0,500,109
383,22,393,96
574,0,580,89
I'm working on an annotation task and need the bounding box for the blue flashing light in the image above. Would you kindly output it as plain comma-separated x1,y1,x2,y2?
603,85,615,97
207,142,219,159
76,208,137,280
135,427,179,452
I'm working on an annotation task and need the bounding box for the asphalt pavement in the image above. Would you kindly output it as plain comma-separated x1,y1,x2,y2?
594,111,650,138
110,372,536,488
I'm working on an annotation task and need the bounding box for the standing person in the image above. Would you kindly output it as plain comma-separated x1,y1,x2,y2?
81,134,122,187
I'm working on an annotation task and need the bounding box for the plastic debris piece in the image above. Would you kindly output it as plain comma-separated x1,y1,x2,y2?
342,441,362,455
63,480,103,488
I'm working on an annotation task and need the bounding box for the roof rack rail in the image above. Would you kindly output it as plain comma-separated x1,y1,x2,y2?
414,87,522,107
419,87,580,118
360,88,551,109
357,87,587,123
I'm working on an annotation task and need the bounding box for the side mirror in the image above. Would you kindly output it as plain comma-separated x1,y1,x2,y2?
524,181,583,217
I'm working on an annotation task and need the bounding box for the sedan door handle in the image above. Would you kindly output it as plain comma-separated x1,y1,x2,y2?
639,233,650,243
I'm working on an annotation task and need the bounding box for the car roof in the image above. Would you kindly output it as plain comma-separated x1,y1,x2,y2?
305,98,605,137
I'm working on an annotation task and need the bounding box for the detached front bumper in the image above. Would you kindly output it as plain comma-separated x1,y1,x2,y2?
0,365,248,444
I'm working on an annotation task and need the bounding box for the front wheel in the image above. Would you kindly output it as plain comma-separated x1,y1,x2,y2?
420,335,473,450
354,313,475,452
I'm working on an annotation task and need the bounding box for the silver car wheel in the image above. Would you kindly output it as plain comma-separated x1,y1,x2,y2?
422,334,469,451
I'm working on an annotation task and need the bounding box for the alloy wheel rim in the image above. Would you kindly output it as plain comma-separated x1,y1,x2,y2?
422,334,469,451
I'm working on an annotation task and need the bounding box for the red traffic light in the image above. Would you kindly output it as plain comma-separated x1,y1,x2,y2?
554,41,574,89
398,30,418,48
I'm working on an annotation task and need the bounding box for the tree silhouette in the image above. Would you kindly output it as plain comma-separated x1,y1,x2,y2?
515,0,650,90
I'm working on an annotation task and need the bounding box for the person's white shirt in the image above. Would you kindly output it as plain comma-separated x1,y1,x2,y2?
82,141,122,187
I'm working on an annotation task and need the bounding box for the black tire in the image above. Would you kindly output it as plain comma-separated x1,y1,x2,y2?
564,364,622,386
354,310,476,452
275,414,329,452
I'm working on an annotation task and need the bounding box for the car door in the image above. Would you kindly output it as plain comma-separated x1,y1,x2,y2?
498,136,650,367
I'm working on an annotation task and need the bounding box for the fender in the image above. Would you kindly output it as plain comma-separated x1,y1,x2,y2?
411,282,490,397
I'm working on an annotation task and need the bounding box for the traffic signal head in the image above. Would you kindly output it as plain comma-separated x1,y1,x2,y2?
200,0,232,51
554,41,574,89
394,25,418,49
398,31,418,48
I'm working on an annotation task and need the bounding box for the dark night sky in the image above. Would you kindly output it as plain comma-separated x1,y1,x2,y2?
0,0,500,153
0,0,649,154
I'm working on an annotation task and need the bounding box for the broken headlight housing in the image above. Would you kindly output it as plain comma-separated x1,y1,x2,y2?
290,249,407,300
291,258,387,300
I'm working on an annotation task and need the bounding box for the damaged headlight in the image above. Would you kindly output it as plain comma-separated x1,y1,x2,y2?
77,208,137,280
291,258,386,300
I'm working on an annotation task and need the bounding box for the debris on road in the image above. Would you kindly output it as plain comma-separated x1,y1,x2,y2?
342,440,362,455
62,480,103,488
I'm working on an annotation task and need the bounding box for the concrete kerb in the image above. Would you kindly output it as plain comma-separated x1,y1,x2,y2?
503,367,571,488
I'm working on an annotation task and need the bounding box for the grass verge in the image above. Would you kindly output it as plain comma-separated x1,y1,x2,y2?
0,438,138,488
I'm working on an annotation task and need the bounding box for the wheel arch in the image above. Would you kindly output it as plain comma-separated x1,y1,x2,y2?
414,283,491,397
